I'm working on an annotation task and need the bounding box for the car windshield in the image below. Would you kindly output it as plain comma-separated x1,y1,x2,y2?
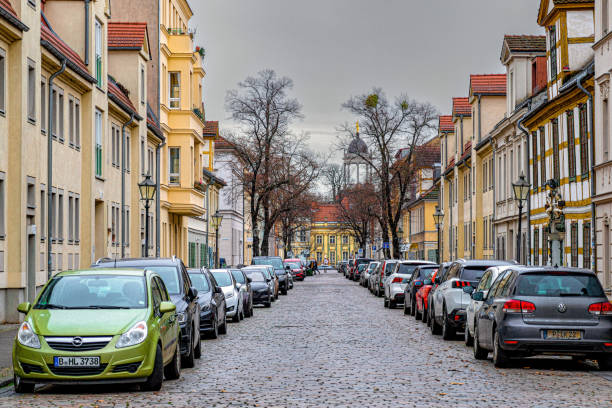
358,264,367,271
368,263,378,271
418,267,438,279
284,262,300,269
231,270,246,284
211,271,233,287
35,274,147,309
460,266,491,282
396,263,419,275
142,266,181,295
188,273,210,292
245,271,265,282
253,257,284,270
515,272,605,297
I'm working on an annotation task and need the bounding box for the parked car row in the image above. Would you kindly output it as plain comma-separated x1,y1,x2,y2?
352,257,612,370
12,255,299,393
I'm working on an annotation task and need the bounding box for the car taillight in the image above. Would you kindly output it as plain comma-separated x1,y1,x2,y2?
588,302,612,316
391,277,403,283
415,281,423,287
452,281,471,288
503,299,536,314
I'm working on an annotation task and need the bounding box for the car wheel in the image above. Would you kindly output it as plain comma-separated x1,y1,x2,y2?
492,331,509,368
218,314,228,335
181,331,195,368
431,309,441,335
415,304,422,320
598,355,612,371
383,297,389,308
13,375,35,394
209,317,219,339
142,344,164,391
250,303,254,317
232,310,240,323
244,302,251,318
473,324,488,360
464,323,474,346
442,307,456,340
164,341,181,380
282,288,288,295
403,302,410,315
422,307,428,323
389,299,396,309
194,329,201,359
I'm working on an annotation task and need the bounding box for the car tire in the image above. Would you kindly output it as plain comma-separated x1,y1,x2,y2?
403,303,410,315
209,317,219,339
492,331,509,368
431,309,442,335
422,307,428,323
415,304,422,320
441,307,456,340
194,329,201,359
181,332,195,368
598,355,612,371
218,314,228,335
142,344,164,391
383,296,389,308
164,341,181,380
389,299,396,309
282,288,288,296
13,375,35,394
244,302,251,318
473,325,488,360
250,303,254,317
411,298,417,317
232,310,240,323
464,323,474,346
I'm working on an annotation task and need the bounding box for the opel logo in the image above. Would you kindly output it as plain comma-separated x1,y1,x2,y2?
72,337,83,347
557,303,567,313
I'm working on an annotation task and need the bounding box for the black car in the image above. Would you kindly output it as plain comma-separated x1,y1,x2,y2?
404,264,439,316
470,266,612,369
188,268,228,338
93,257,201,368
231,269,254,317
242,268,273,307
252,256,289,295
352,258,374,281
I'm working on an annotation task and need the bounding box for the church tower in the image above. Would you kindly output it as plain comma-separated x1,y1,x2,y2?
343,122,372,186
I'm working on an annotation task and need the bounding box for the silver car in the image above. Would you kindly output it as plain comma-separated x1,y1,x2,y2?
211,269,244,322
372,260,401,297
361,261,379,287
384,260,435,308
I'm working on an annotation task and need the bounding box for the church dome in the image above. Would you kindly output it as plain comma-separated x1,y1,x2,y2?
347,134,368,155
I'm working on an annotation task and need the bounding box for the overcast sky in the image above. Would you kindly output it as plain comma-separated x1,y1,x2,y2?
190,0,544,161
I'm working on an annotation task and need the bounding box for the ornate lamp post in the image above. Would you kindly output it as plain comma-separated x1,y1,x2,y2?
433,206,444,264
211,211,223,268
138,174,157,257
512,172,530,264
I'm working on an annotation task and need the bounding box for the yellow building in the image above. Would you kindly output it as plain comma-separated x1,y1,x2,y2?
439,115,455,262
308,203,358,265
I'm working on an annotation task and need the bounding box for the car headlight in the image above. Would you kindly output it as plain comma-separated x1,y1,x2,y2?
116,321,148,349
17,322,40,349
177,311,187,324
200,303,211,312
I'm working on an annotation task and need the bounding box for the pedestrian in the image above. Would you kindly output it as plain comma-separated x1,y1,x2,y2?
314,259,319,275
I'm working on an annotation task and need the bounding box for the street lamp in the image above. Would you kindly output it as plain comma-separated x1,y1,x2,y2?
433,206,444,264
138,174,157,257
211,211,223,268
397,225,404,259
512,172,530,264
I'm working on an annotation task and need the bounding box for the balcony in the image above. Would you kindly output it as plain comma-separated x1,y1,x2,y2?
167,186,205,216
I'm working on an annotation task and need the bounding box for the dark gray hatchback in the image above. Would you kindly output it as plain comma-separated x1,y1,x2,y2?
470,267,612,369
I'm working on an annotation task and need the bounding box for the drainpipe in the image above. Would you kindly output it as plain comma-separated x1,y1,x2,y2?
577,70,596,271
517,101,532,266
84,0,90,66
155,140,166,258
205,178,212,266
47,59,66,280
121,113,135,258
242,185,245,265
492,142,496,259
478,95,482,142
466,159,473,259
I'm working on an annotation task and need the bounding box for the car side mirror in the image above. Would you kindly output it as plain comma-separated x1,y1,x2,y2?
247,277,252,283
434,277,441,284
424,279,432,285
214,286,223,294
285,265,291,271
188,287,198,299
266,278,271,283
236,283,242,289
159,301,176,314
17,302,31,314
463,286,475,295
472,291,484,301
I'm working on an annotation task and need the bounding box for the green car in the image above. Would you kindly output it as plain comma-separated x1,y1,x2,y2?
12,269,181,393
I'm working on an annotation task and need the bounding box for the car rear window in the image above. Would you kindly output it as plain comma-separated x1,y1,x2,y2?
231,270,246,284
418,267,438,279
188,273,210,292
146,266,181,295
211,271,233,287
515,272,605,297
459,266,490,282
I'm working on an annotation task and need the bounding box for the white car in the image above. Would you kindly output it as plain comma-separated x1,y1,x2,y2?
430,260,513,340
463,265,513,346
211,269,244,322
384,260,435,309
361,262,380,287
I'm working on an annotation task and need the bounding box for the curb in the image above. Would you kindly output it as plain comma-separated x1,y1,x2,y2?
0,376,12,389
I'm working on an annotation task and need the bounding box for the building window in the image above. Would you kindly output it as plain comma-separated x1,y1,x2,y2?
531,132,538,187
74,195,80,242
140,65,145,104
551,119,560,182
141,139,145,175
542,226,548,265
0,172,4,238
329,235,336,245
58,190,64,242
126,133,130,170
51,188,57,240
342,251,348,261
571,222,578,267
51,87,57,137
534,228,539,266
567,110,576,179
40,185,45,241
111,204,117,245
316,235,322,245
169,72,180,109
68,195,74,243
604,98,610,162
342,235,348,245
111,125,120,168
27,59,36,122
579,103,589,175
148,148,154,176
74,99,80,148
169,147,180,183
539,127,546,186
583,222,591,269
125,208,130,247
95,19,103,87
95,109,103,177
68,97,74,146
603,0,609,36
299,229,306,242
549,25,557,80
41,76,46,133
0,48,5,114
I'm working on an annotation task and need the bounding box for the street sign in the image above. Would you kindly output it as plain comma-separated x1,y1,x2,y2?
382,242,390,249
372,245,377,251
358,248,364,256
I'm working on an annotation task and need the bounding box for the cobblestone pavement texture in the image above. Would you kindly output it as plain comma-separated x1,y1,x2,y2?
1,273,611,407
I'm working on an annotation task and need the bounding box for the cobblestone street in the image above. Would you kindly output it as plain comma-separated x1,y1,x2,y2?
2,273,611,407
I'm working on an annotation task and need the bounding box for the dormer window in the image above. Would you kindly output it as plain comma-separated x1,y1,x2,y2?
549,25,557,80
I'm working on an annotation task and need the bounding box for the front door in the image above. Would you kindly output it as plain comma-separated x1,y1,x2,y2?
26,219,36,302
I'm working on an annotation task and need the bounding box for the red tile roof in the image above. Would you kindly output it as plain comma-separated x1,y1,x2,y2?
504,35,546,53
203,121,219,137
470,74,506,95
0,0,17,18
108,22,147,50
108,76,138,116
452,97,471,116
414,138,440,168
215,135,235,150
439,115,454,132
41,14,94,83
312,203,341,223
146,103,163,139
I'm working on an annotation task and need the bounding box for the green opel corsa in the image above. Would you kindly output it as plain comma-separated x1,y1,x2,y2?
12,269,181,393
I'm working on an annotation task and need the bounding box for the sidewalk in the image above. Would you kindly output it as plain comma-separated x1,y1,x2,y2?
0,324,18,387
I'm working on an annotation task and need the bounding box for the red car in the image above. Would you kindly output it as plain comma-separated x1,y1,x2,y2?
414,270,437,321
284,259,305,281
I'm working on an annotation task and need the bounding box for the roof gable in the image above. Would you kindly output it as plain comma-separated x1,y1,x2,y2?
439,115,454,132
108,22,150,58
470,74,507,96
452,97,471,117
501,35,546,63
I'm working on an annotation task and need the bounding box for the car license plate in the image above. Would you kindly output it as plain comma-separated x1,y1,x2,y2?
544,330,582,340
54,356,100,367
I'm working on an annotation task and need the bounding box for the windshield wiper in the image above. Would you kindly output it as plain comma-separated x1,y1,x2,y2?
40,304,68,309
82,305,131,309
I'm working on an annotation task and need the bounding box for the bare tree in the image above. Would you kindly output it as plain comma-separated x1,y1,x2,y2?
225,69,303,256
339,89,438,258
321,164,346,203
336,183,380,254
